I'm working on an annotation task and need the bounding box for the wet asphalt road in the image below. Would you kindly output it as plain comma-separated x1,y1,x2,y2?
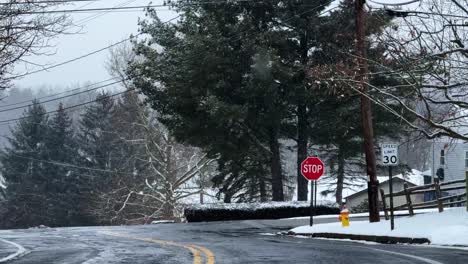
0,217,467,264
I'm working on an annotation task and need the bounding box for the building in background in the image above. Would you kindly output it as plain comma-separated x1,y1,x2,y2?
345,170,425,212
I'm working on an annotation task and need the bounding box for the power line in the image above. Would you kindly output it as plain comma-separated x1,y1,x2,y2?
0,79,123,113
13,15,180,79
391,10,468,19
74,0,137,25
0,0,99,5
0,88,134,124
5,0,321,15
367,0,420,7
8,4,169,14
9,153,145,177
0,77,118,108
14,37,132,78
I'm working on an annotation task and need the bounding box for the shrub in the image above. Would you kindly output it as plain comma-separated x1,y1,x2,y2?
184,202,340,222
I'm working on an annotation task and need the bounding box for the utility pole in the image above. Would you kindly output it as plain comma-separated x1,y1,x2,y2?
355,0,380,222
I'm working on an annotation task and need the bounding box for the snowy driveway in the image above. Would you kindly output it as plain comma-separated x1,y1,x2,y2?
0,217,467,263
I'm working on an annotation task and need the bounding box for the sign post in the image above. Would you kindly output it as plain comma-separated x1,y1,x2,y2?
301,157,325,226
381,143,399,230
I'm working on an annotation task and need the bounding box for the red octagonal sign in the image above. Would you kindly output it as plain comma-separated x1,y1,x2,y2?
301,157,324,181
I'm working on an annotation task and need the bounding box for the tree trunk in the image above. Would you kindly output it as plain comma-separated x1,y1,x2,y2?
162,181,175,220
297,30,309,201
269,126,284,201
336,147,345,206
162,144,175,220
223,193,232,203
259,176,267,202
297,103,308,201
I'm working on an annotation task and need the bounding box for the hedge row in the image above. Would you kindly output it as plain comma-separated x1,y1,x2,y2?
184,202,340,222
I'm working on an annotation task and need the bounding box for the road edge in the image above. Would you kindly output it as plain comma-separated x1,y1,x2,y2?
288,232,431,244
0,238,28,263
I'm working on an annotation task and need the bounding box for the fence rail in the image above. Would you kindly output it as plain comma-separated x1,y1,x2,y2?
380,175,467,218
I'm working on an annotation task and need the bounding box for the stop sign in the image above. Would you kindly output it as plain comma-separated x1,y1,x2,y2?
301,157,324,181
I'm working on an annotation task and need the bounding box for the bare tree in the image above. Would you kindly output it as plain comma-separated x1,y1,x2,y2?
106,42,136,86
137,114,216,221
97,107,216,224
0,1,71,88
93,46,217,225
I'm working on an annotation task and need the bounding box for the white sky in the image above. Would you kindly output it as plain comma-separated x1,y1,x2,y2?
13,0,176,90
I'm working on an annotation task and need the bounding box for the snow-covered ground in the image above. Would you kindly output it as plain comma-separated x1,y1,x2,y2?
290,207,468,246
281,207,453,220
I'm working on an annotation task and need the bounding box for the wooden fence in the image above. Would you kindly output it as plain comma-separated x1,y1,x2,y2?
380,176,467,219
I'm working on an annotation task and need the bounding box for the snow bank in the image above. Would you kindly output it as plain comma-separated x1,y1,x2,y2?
187,201,334,211
184,202,339,222
291,207,468,246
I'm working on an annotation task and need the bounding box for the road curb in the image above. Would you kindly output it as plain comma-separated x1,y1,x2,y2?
288,232,431,244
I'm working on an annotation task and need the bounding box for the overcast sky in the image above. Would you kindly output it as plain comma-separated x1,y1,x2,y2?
14,0,176,91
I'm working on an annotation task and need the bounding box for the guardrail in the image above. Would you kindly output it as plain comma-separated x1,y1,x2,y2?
379,175,467,219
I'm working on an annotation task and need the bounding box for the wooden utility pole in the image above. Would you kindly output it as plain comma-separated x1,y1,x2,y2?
355,0,380,222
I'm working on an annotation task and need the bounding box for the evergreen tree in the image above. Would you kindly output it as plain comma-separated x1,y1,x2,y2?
77,93,117,224
130,0,334,201
0,100,49,228
44,103,79,226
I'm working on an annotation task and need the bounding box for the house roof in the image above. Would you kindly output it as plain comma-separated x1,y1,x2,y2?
344,169,425,200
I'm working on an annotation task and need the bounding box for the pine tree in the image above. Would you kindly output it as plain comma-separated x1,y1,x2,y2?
130,1,300,201
77,93,117,224
44,103,79,226
0,100,49,228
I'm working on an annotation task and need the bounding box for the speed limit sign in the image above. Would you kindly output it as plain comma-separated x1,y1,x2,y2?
381,143,398,166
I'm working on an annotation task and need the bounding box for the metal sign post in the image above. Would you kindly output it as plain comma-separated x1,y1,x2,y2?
381,143,398,231
389,166,394,230
310,181,314,226
301,157,325,227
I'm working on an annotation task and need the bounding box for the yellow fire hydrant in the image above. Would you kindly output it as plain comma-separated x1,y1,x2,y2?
338,205,350,227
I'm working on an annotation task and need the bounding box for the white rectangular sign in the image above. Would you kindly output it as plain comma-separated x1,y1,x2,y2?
381,143,399,166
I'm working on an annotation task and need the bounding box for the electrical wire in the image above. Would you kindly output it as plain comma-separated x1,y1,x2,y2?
9,153,145,177
0,77,118,108
74,0,137,25
0,88,134,124
10,4,167,14
367,0,421,7
0,79,123,113
13,15,180,79
0,0,99,5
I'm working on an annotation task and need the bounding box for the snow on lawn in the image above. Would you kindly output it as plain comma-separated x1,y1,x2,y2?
290,207,468,246
282,208,456,220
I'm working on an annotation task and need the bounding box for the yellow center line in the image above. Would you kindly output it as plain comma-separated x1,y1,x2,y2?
99,231,214,264
190,244,216,264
